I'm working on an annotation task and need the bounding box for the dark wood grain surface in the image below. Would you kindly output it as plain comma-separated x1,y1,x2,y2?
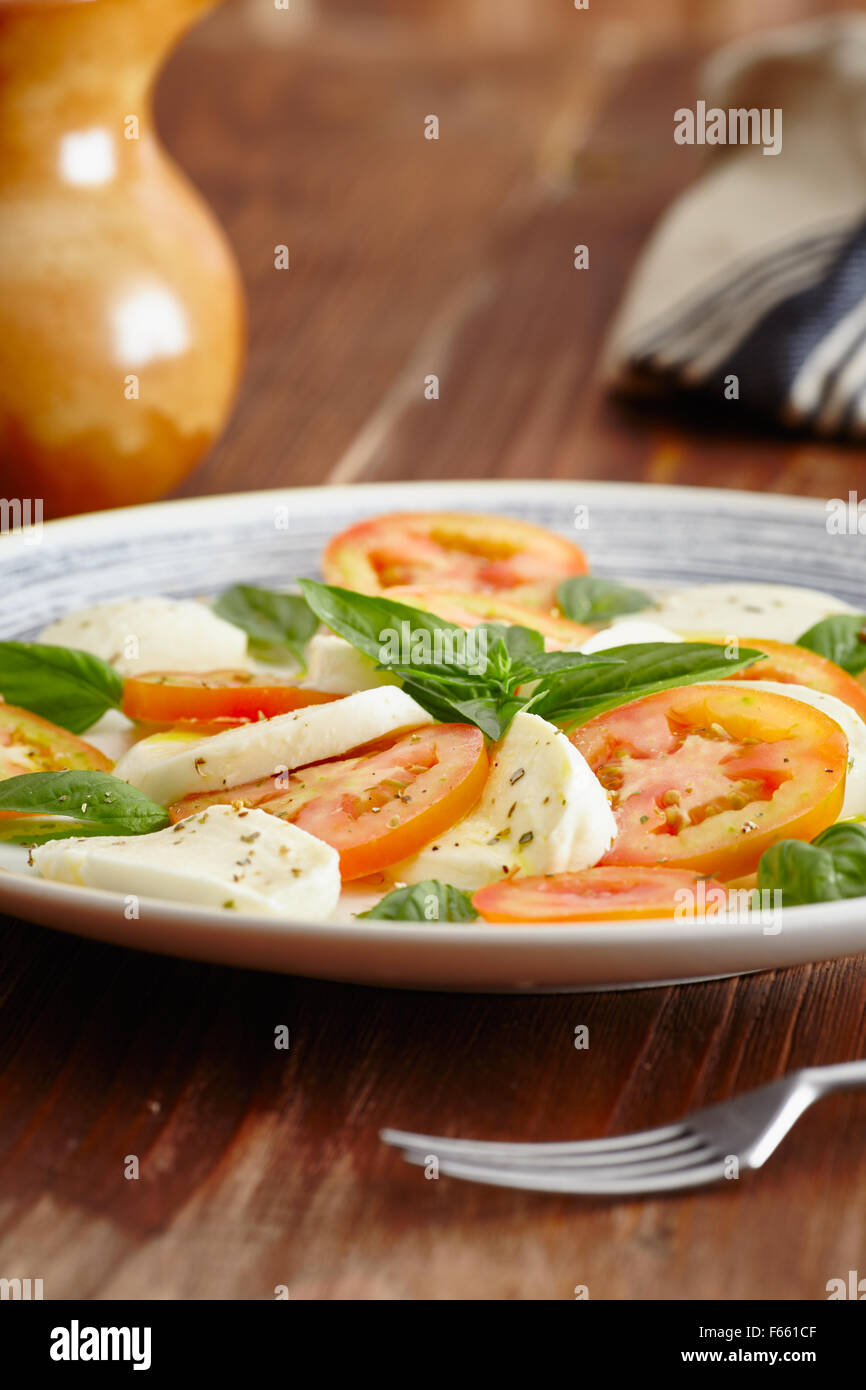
2,0,866,1300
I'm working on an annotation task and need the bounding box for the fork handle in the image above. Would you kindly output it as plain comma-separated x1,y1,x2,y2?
801,1059,866,1094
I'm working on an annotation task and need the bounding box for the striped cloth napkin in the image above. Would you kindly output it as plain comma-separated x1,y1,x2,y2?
603,14,866,436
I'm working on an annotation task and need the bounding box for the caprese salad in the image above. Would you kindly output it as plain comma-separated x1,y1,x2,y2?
2,507,866,926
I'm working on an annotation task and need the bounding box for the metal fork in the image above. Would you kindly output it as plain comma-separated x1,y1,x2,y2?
381,1060,866,1195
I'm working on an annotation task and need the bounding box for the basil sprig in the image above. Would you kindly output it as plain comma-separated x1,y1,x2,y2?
358,880,479,922
0,770,170,844
537,642,766,727
796,614,866,676
557,575,653,624
0,642,123,734
298,580,763,738
756,821,866,906
213,585,318,667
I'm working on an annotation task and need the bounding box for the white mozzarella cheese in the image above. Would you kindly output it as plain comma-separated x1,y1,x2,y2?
304,633,398,694
113,686,434,806
649,582,858,644
109,728,205,790
736,679,866,820
579,619,685,653
39,597,249,676
394,711,616,892
32,804,341,918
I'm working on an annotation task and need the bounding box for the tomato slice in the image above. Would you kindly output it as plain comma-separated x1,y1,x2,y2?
712,635,866,720
571,684,848,879
383,586,594,649
0,703,113,832
122,671,341,726
0,703,113,779
323,511,588,607
473,866,729,923
170,723,488,880
680,631,866,718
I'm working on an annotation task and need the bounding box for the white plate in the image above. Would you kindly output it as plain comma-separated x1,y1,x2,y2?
2,478,866,993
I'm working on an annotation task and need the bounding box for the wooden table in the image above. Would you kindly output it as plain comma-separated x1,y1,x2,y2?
2,0,865,1300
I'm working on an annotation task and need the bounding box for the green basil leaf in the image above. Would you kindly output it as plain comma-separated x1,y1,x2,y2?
358,880,479,922
811,821,866,899
400,680,507,739
385,658,488,687
548,672,743,727
214,585,318,666
594,642,763,689
0,642,124,734
512,650,625,681
299,580,465,661
796,614,866,675
531,644,763,723
756,839,841,907
0,770,170,844
756,820,866,906
299,581,509,732
495,623,546,663
557,576,653,624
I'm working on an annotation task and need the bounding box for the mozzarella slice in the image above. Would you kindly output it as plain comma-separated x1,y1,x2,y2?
304,633,398,694
649,583,858,645
114,686,434,806
735,679,866,820
39,597,249,676
579,619,684,653
110,728,205,791
32,805,341,918
394,711,616,892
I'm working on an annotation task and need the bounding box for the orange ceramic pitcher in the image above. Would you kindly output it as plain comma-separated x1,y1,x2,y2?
0,0,245,517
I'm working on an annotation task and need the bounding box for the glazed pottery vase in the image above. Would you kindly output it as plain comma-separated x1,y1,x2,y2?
0,0,245,517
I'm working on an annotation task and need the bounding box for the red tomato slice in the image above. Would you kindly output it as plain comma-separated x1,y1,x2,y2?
712,635,866,720
170,723,488,880
0,703,113,833
571,684,848,879
0,703,112,779
383,586,594,648
323,511,588,607
473,866,729,923
122,670,341,726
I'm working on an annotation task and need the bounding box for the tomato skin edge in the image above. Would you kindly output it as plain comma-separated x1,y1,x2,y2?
472,867,730,923
122,673,341,725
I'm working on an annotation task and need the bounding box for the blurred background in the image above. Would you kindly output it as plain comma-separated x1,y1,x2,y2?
162,0,861,501
3,0,861,513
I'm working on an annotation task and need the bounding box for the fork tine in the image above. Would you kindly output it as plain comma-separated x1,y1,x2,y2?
405,1153,728,1196
397,1135,718,1179
379,1121,687,1162
397,1128,717,1173
393,1130,715,1172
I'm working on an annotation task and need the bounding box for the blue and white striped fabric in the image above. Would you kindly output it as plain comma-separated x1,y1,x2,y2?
604,16,866,436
